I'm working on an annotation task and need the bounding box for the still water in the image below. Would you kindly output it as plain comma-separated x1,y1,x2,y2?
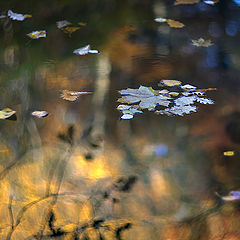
0,0,240,239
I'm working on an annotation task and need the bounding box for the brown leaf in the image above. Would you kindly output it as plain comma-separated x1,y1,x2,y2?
174,0,200,5
167,19,184,28
60,90,92,102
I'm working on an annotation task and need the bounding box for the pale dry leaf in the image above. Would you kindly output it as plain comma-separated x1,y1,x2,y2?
192,38,213,47
60,90,92,101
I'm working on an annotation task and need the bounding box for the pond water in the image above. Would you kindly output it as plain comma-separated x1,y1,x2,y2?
1,0,240,239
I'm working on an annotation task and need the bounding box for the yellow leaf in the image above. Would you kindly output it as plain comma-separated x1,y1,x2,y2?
77,22,87,26
0,108,16,119
160,80,182,87
167,19,184,28
223,151,235,157
62,26,80,35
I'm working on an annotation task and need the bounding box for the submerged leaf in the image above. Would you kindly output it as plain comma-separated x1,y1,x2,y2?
73,45,99,55
8,10,32,21
174,0,200,5
27,30,46,39
62,26,80,35
192,38,213,47
32,111,48,118
0,108,16,120
78,22,87,26
60,90,92,101
56,20,72,29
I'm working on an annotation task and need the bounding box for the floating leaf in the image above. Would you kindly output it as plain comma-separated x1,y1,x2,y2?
154,17,167,23
159,80,182,87
118,86,171,109
156,105,197,116
174,0,200,5
167,19,184,28
27,30,46,39
204,0,219,5
56,20,72,29
117,105,143,119
8,10,32,21
192,38,213,47
62,26,80,35
60,90,92,102
217,191,240,201
224,151,235,156
32,111,48,118
155,18,184,28
196,97,214,105
0,108,16,120
181,84,197,91
73,45,99,55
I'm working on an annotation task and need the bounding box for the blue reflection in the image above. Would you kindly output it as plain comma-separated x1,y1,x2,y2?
155,144,168,156
233,0,240,6
226,20,238,36
205,46,218,68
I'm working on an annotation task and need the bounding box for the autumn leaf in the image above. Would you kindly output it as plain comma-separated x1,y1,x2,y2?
56,20,72,29
60,90,92,101
62,26,80,35
0,108,16,120
223,151,235,156
27,30,46,39
8,10,32,21
78,22,87,26
155,18,184,28
159,80,182,87
32,111,49,118
73,45,99,55
174,0,200,5
204,0,219,5
192,38,213,47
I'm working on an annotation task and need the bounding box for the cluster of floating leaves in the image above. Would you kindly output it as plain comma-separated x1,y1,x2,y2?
56,20,86,36
117,80,216,120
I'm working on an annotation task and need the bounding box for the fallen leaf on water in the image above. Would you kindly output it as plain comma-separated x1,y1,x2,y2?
27,30,46,39
0,108,16,120
155,18,184,28
62,26,80,35
32,111,49,118
73,45,99,55
8,10,32,21
192,38,213,47
117,82,215,119
60,90,92,101
204,0,219,5
223,151,235,156
117,105,143,120
174,0,200,5
78,22,87,26
159,80,182,87
167,19,184,28
118,86,171,109
56,20,72,29
216,191,240,201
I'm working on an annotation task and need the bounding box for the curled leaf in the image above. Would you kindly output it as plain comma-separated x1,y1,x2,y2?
174,0,200,5
27,30,46,39
73,45,99,55
0,108,16,120
8,10,32,21
223,151,235,156
32,111,49,118
60,90,92,101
